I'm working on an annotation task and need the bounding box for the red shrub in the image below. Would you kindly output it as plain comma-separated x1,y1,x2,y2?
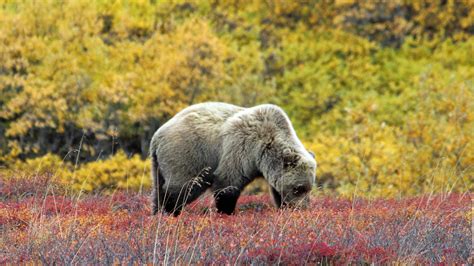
0,175,471,264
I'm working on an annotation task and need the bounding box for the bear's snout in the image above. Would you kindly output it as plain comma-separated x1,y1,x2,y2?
278,181,311,209
284,193,310,210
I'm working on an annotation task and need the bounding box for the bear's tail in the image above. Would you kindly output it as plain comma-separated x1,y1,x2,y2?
151,151,163,215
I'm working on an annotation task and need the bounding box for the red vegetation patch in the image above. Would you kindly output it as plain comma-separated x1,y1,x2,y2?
0,184,471,264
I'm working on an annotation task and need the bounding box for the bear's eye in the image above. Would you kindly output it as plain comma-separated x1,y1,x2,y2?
283,155,298,168
283,161,297,169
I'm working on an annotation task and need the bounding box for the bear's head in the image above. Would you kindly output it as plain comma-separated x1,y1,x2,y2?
260,145,317,209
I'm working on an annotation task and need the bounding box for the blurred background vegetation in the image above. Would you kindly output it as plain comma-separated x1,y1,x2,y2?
0,0,472,197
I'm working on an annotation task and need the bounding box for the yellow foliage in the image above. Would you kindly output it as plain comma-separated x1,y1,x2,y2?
3,153,72,182
68,151,150,193
2,151,150,194
0,0,472,197
306,79,473,198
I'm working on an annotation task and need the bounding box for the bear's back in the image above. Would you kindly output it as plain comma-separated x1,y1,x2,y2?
158,102,244,137
151,102,245,183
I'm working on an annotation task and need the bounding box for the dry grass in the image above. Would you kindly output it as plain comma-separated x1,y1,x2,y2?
0,174,472,264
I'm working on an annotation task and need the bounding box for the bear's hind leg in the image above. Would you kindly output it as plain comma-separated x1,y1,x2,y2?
162,167,213,216
162,192,184,216
151,153,164,215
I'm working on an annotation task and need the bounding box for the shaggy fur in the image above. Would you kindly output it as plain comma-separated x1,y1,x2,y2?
150,102,316,216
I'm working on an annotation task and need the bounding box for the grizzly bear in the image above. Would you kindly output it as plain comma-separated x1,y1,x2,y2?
150,102,316,216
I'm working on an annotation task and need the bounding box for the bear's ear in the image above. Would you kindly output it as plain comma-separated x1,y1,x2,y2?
283,147,292,155
307,150,315,158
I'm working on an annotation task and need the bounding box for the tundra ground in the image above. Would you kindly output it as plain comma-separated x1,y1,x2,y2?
0,175,472,264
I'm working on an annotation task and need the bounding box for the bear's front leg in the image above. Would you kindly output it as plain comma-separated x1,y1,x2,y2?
213,180,241,215
270,186,283,208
